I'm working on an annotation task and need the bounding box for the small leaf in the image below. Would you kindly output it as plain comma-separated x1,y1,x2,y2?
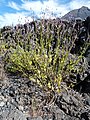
29,61,32,65
48,82,52,89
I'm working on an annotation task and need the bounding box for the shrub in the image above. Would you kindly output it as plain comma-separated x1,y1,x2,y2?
3,19,89,96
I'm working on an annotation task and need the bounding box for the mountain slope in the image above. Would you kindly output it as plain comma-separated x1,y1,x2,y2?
61,6,90,21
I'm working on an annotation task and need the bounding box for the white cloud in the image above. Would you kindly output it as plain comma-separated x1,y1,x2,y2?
69,0,90,10
1,0,90,28
0,12,33,28
21,0,68,15
8,0,90,18
7,0,69,17
8,1,20,10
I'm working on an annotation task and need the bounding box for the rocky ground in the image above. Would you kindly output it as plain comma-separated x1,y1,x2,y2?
0,55,90,120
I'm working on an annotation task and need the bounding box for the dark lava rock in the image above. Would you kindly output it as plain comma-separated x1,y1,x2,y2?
1,73,90,120
55,85,90,120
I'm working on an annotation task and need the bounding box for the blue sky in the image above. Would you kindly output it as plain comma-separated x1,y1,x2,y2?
0,0,90,28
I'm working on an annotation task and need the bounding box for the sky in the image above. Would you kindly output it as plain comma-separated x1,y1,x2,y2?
0,0,90,28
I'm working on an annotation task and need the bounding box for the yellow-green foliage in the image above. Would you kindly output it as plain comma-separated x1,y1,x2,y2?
0,42,7,56
5,44,62,93
3,20,88,93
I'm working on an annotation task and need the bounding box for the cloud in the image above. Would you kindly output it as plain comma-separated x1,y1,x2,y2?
8,1,20,10
20,0,69,16
69,0,90,10
8,0,90,18
1,0,90,28
0,12,33,28
7,0,69,17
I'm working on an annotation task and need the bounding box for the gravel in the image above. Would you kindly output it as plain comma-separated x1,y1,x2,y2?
0,72,90,120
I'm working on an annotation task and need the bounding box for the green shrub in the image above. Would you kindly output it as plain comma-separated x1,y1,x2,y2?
3,20,89,95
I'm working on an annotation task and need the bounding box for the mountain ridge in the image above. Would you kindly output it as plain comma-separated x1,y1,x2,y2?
61,6,90,21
